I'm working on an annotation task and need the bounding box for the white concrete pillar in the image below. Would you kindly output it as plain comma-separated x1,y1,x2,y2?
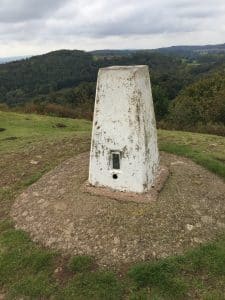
89,65,159,193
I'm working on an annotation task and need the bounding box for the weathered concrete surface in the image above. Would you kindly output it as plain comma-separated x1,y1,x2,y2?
89,65,159,193
83,165,169,203
11,152,225,267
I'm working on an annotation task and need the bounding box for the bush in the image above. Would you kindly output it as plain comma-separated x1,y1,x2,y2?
167,71,225,132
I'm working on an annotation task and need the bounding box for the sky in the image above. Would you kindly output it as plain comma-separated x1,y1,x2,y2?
0,0,225,57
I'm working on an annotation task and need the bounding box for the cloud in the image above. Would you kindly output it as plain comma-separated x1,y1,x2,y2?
0,0,225,56
0,0,68,22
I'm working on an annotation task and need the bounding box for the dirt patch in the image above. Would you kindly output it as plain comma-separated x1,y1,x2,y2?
11,152,225,267
52,256,74,285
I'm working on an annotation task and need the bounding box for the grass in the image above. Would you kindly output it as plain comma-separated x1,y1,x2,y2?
0,111,225,299
61,271,123,300
158,129,225,180
68,255,95,272
0,110,91,153
128,259,188,298
0,223,57,298
128,237,225,299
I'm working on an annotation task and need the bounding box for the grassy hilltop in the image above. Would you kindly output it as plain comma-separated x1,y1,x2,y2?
0,111,225,299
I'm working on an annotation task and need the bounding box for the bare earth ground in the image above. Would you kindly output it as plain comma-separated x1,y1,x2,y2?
11,152,225,267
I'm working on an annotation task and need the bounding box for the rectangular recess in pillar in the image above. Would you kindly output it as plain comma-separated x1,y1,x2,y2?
111,151,120,170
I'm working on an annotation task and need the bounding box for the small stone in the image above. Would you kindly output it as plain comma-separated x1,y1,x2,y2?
37,198,45,204
171,160,185,165
193,237,202,244
111,248,117,254
194,180,201,185
87,229,94,235
22,211,28,217
113,237,120,245
54,267,62,274
161,252,168,258
30,160,39,165
186,224,194,231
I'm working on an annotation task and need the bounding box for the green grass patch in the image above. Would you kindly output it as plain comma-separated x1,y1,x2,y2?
183,237,225,276
61,271,123,300
158,129,225,180
20,170,48,187
9,273,58,299
159,143,225,179
0,225,57,297
128,288,165,300
203,290,225,300
128,236,225,299
0,219,13,233
68,255,95,273
128,258,188,298
0,111,91,153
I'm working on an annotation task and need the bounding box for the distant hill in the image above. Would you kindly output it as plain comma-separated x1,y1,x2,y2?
0,45,225,134
90,49,138,58
155,43,225,59
0,50,98,106
0,56,30,64
2,42,225,63
90,43,225,59
0,49,191,107
157,43,225,53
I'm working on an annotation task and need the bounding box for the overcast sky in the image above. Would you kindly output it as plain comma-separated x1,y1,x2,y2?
0,0,225,57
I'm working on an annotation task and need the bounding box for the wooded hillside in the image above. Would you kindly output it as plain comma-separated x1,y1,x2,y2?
1,47,225,135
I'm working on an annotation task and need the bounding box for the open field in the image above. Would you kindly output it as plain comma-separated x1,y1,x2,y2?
1,111,225,299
